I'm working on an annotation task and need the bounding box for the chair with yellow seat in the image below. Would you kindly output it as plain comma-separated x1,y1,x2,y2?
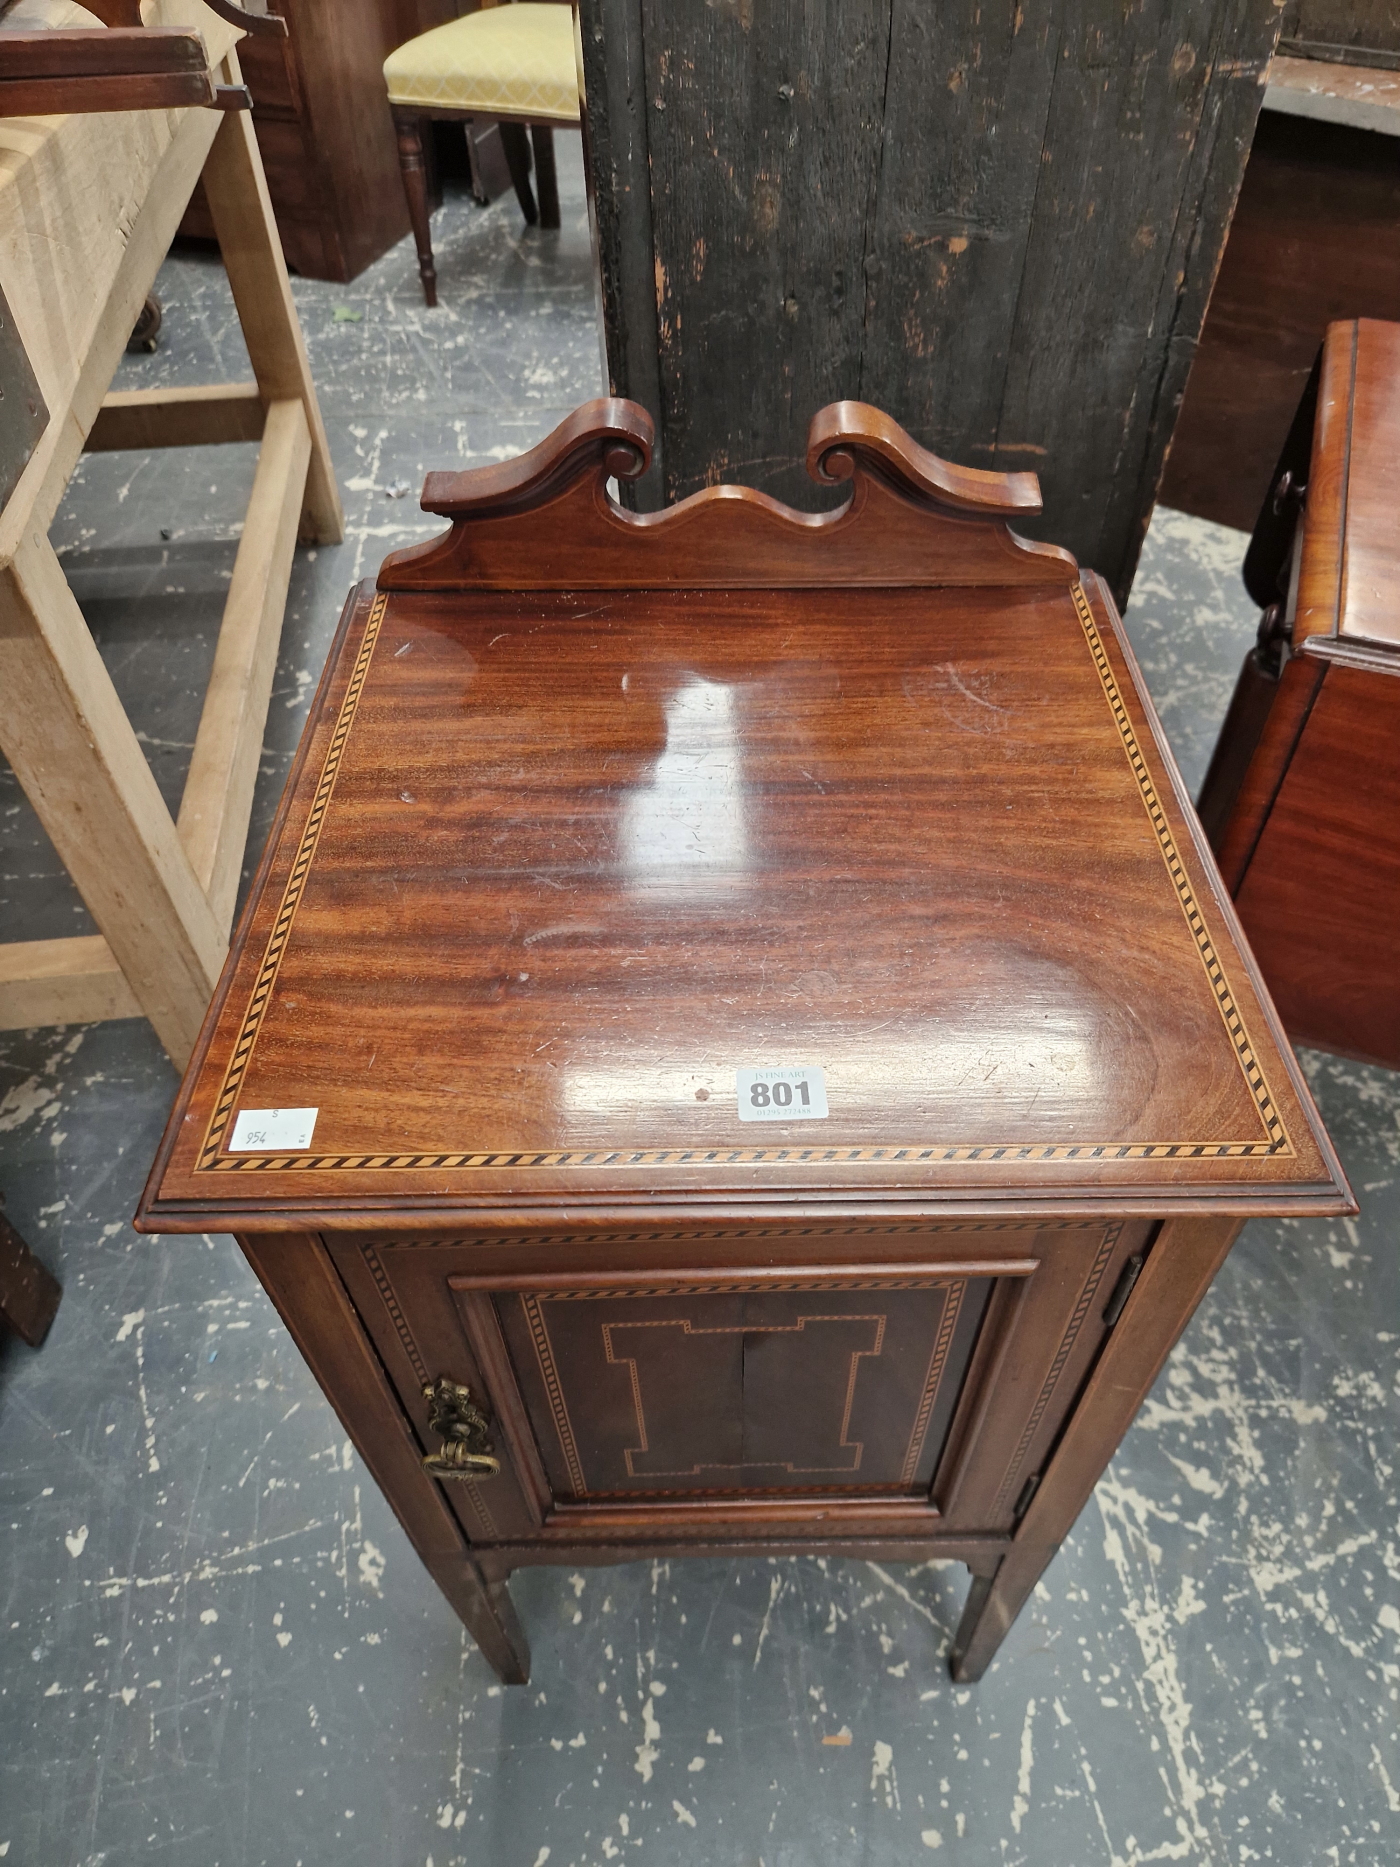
383,2,581,307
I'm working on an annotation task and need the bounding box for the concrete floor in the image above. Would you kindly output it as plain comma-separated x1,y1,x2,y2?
3,144,1399,1866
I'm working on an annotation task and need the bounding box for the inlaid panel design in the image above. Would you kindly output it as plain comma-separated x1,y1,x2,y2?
496,1280,990,1499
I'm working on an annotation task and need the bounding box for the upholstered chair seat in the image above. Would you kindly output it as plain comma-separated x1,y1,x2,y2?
383,3,581,306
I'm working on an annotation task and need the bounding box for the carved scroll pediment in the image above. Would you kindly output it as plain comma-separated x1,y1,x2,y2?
377,399,1078,593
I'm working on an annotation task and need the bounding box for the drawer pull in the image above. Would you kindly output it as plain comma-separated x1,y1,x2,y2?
421,1377,501,1479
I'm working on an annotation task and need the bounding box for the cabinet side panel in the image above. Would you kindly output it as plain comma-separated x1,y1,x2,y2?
236,1231,475,1562
936,1220,1154,1532
1235,658,1400,1064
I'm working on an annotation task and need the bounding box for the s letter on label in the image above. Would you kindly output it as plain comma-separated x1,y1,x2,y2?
229,1108,319,1152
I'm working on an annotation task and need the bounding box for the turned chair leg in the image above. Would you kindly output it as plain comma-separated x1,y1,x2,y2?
393,111,438,307
530,124,560,229
499,120,539,226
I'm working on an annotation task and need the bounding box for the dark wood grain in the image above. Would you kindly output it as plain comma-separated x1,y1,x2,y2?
382,396,1071,592
952,1213,1241,1681
577,0,1282,601
326,1220,1148,1545
0,31,217,115
1161,115,1400,532
1211,649,1328,894
1195,643,1283,851
48,0,142,23
0,1210,62,1348
0,74,217,116
1203,318,1400,1068
61,0,288,32
577,0,666,508
1297,319,1400,649
138,400,1350,1684
1279,0,1400,65
0,28,208,76
1234,655,1400,1064
137,402,1343,1223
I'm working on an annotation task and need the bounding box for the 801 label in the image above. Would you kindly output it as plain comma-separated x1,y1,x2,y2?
735,1066,829,1122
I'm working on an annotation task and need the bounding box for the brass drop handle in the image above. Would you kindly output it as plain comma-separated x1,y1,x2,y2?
421,1376,501,1479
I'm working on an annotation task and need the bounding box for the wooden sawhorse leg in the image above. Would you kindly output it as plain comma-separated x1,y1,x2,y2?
0,532,227,1062
200,104,340,545
0,64,342,1066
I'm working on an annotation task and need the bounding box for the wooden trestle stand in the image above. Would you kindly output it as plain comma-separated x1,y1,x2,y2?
0,0,342,1066
138,401,1350,1684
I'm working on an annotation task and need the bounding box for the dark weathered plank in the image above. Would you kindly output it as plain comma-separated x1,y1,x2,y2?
578,0,668,507
646,0,890,513
992,0,1277,589
858,4,1059,460
578,0,1282,598
0,27,209,77
1279,0,1400,67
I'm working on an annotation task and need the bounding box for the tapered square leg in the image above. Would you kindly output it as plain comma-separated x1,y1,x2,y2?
949,1552,1048,1682
531,124,560,229
430,1554,530,1684
499,121,539,226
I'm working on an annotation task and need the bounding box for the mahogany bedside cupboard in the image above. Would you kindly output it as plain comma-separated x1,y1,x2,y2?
1199,316,1400,1071
137,400,1352,1686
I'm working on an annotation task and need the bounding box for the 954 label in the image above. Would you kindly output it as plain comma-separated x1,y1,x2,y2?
735,1066,829,1122
229,1107,318,1152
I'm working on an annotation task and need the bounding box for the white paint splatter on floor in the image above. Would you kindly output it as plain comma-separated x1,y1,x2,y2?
2,145,1398,1867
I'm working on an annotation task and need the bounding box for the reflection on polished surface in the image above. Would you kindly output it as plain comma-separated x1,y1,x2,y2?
557,1014,1103,1129
621,676,750,896
160,582,1337,1199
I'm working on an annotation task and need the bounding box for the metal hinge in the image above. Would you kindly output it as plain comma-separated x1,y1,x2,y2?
1101,1253,1146,1330
1013,1474,1040,1521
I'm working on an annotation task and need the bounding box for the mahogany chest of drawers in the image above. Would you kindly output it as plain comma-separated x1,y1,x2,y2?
138,401,1350,1684
1199,316,1400,1070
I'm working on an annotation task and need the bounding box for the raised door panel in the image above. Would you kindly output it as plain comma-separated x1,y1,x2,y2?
327,1221,1153,1548
496,1280,989,1501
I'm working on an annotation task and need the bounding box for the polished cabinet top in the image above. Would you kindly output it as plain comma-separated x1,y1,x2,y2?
139,402,1349,1229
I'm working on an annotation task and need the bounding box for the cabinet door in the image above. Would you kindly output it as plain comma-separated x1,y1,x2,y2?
328,1221,1151,1546
496,1280,988,1501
